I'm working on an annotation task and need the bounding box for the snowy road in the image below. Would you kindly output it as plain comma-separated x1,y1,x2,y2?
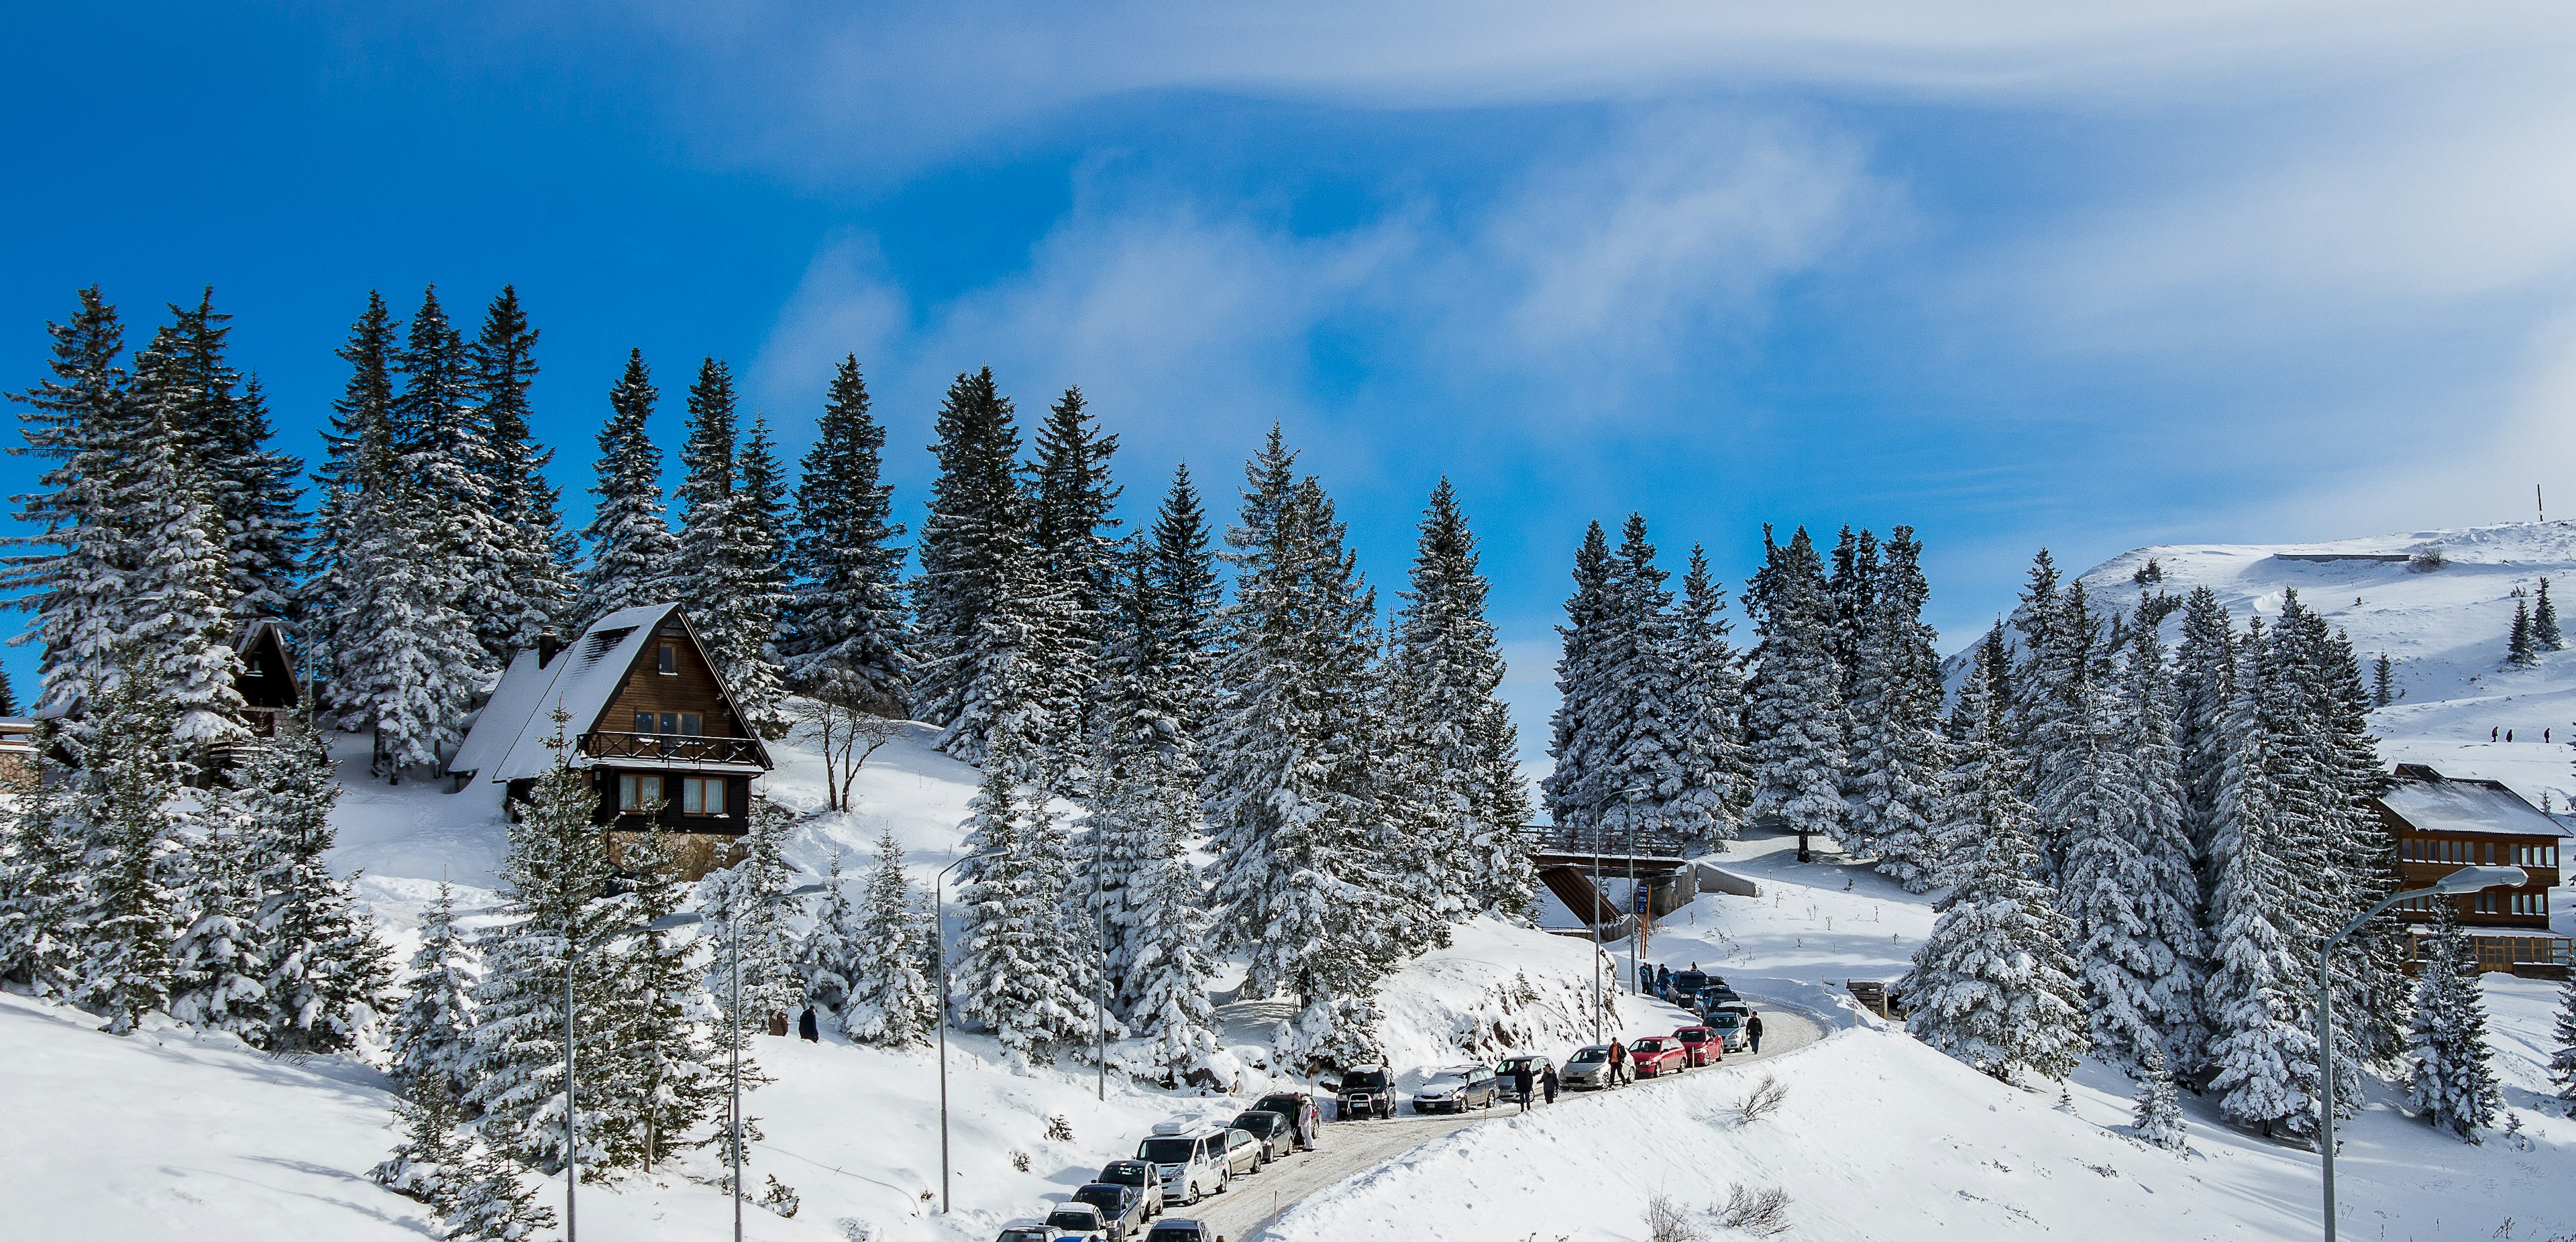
1191,1001,1825,1241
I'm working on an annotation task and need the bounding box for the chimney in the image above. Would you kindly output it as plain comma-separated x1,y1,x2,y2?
537,626,565,668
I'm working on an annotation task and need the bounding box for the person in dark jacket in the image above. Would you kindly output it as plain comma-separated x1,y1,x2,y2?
767,1010,790,1037
798,1006,820,1042
1746,1012,1765,1054
1513,1065,1534,1112
1542,1064,1559,1104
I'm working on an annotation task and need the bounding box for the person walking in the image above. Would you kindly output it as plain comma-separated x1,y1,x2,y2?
767,1010,790,1037
1513,1064,1534,1113
1746,1012,1764,1054
798,1005,820,1042
1542,1064,1559,1105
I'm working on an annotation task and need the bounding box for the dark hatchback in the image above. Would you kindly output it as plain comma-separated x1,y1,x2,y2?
1070,1182,1148,1241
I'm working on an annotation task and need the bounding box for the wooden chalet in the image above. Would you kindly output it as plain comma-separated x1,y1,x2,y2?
233,618,301,741
447,603,773,873
2373,763,2570,978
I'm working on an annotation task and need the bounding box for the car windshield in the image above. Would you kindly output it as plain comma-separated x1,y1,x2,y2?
1570,1047,1609,1064
1000,1230,1051,1242
1233,1114,1277,1133
1074,1186,1122,1210
1421,1070,1468,1087
1677,1030,1706,1041
1342,1070,1389,1090
1146,1231,1203,1242
1138,1138,1197,1164
1711,1014,1741,1028
1099,1164,1146,1186
1259,1095,1303,1111
1047,1207,1100,1228
1632,1039,1663,1051
1499,1058,1532,1071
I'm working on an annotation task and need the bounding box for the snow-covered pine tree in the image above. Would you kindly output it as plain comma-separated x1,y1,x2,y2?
118,324,248,752
698,797,807,1037
160,290,306,620
2538,576,2565,651
464,724,625,1172
2407,903,2502,1141
239,718,390,1054
2057,600,2202,1072
2200,620,2326,1140
466,286,575,655
672,360,790,738
1744,526,1851,852
3,287,138,717
575,350,679,626
1384,480,1532,919
2171,587,2236,883
2547,970,2576,1117
2371,652,2396,708
782,355,912,714
308,293,480,780
0,760,83,998
2025,578,2120,881
841,826,938,1048
949,730,1115,1066
1082,540,1177,1009
442,1117,555,1241
390,880,478,1098
1904,659,2089,1082
69,662,191,1033
170,816,266,1040
0,667,16,716
389,286,512,680
1542,521,1617,835
1591,514,1686,848
795,850,863,1013
1029,384,1120,727
371,1072,468,1211
2510,598,2538,667
1204,467,1397,1068
2132,1041,2188,1151
1123,781,1220,1083
1148,464,1222,742
1666,546,1752,845
1826,526,1882,814
912,368,1032,744
1851,527,1946,882
598,826,725,1173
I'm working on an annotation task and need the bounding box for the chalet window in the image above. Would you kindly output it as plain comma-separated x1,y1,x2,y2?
618,773,664,811
680,712,702,736
658,644,676,675
635,711,654,733
680,777,725,816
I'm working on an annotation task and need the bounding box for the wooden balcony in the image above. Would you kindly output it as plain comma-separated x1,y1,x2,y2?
577,730,763,767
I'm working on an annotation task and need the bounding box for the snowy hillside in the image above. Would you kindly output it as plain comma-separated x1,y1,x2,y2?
2043,520,2576,811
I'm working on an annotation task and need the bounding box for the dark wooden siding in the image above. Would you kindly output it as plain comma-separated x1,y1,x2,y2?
600,621,747,737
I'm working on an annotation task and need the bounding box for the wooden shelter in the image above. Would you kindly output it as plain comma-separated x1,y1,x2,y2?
2373,763,2570,978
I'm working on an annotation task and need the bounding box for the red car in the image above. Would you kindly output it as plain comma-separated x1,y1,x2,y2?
1672,1026,1721,1068
1628,1036,1689,1078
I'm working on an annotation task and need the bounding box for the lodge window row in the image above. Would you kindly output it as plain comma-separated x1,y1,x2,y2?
2396,891,2549,915
616,773,729,815
631,710,704,736
2400,838,2559,868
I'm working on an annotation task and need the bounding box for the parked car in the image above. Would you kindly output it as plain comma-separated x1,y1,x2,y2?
1697,983,1741,1011
1495,1055,1554,1103
1334,1066,1397,1120
1411,1064,1500,1114
1218,1126,1263,1178
1144,1220,1222,1242
1707,1011,1749,1052
1094,1160,1166,1219
1042,1202,1111,1241
1072,1182,1150,1241
1672,1026,1720,1067
1135,1123,1231,1204
1228,1111,1294,1163
1709,999,1754,1022
1561,1043,1629,1090
1670,969,1711,999
996,1223,1053,1242
1628,1037,1688,1078
1250,1092,1320,1150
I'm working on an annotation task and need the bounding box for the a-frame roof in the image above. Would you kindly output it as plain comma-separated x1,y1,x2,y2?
447,602,773,782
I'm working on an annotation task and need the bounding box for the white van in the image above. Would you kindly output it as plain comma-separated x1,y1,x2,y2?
1135,1121,1232,1205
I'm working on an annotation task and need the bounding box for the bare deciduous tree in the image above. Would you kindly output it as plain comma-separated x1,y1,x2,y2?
790,692,900,812
1645,1193,1705,1242
1715,1183,1792,1236
1734,1072,1790,1124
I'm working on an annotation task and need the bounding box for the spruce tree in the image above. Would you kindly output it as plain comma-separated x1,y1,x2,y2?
390,881,479,1098
2132,1041,2188,1151
466,286,575,655
2538,577,2565,651
117,324,248,750
2371,652,2396,708
1851,527,1946,883
782,355,912,712
2546,971,2576,1117
371,1072,469,1212
950,731,1115,1066
1542,522,1617,835
1593,514,1686,844
4,287,138,714
2510,598,2538,667
442,1119,555,1241
576,350,680,624
794,850,864,1013
170,817,266,1040
0,667,17,716
1029,384,1121,696
2406,904,2501,1141
841,826,938,1048
698,798,806,1035
1667,546,1753,844
912,368,1031,744
1384,480,1531,918
391,286,512,678
0,763,83,998
1148,464,1222,742
672,361,790,739
69,664,190,1033
240,718,391,1054
599,826,724,1173
2171,587,2237,889
1124,789,1220,1084
1743,526,1849,851
162,290,306,620
1904,659,2088,1083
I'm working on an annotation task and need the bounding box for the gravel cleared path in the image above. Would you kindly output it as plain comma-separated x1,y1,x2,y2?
1189,1001,1826,1241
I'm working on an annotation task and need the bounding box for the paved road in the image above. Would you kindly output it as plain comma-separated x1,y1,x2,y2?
1187,1003,1825,1241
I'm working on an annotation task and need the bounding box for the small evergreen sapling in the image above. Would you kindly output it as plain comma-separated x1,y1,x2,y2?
2538,577,2566,652
241,718,391,1054
70,667,190,1034
2546,970,2576,1117
390,881,478,1097
841,827,938,1048
794,850,864,1013
2131,1042,2188,1151
0,768,83,998
2371,653,2396,708
443,1114,555,1241
2408,905,2503,1141
170,822,266,1039
372,1073,468,1210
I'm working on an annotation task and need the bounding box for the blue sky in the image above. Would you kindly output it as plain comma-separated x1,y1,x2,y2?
8,3,2576,760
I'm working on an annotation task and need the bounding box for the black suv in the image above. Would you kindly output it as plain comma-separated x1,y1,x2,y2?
1334,1066,1395,1119
1250,1091,1320,1150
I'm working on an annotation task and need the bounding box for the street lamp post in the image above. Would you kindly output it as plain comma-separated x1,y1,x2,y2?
934,849,1007,1214
2316,864,2524,1242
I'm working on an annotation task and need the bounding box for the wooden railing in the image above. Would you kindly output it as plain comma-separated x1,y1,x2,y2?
1523,824,1688,860
578,731,763,765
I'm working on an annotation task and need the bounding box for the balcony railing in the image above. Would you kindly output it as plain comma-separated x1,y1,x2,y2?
578,730,763,766
1521,824,1689,860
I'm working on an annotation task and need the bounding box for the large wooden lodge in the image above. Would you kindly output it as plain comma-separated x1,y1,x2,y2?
2373,764,2570,977
449,602,773,873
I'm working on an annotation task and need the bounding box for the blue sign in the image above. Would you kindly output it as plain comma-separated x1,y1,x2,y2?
1635,885,1649,913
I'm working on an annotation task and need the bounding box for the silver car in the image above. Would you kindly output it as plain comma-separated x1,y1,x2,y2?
1560,1043,1629,1090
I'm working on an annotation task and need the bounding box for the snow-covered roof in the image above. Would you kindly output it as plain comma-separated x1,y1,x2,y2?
448,603,769,783
2374,767,2571,838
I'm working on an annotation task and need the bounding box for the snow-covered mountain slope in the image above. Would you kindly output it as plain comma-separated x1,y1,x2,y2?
2054,520,2576,809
